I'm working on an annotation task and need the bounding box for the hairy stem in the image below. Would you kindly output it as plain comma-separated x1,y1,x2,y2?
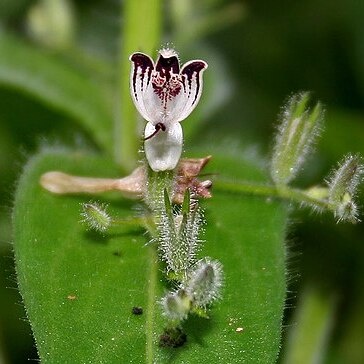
214,180,334,211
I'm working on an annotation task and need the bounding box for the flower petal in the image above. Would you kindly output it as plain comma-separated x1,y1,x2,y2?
129,52,155,121
175,60,208,122
130,51,208,126
155,59,208,124
155,52,180,75
144,122,183,171
143,51,184,125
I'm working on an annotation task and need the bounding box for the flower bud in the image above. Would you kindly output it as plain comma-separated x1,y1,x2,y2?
158,190,203,275
336,196,359,223
327,155,363,204
161,289,193,321
186,258,223,307
271,92,323,185
81,202,111,232
326,154,363,222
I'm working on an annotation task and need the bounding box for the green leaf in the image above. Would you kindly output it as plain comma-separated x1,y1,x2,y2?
198,154,288,362
0,34,113,154
13,149,288,363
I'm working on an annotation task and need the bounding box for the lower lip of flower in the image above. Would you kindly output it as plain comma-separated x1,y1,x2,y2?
144,122,183,172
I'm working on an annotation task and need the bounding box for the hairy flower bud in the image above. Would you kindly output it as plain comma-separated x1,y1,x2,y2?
161,289,193,321
158,190,203,276
271,92,323,185
326,154,363,222
81,202,111,232
186,258,223,307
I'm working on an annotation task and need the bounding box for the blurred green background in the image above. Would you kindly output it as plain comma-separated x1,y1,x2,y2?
1,0,364,363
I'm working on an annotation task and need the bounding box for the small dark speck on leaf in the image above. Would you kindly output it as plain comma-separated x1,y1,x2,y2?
159,327,187,348
67,295,77,300
132,306,143,315
113,250,122,257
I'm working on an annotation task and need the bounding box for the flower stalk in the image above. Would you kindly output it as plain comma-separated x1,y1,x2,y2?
80,201,154,233
214,180,333,210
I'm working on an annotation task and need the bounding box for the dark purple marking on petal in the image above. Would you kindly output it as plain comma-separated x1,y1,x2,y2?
155,54,180,80
181,76,186,93
130,53,154,100
181,61,207,105
152,72,183,110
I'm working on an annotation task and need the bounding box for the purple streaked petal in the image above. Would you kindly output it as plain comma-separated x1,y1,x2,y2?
129,52,155,121
155,53,180,79
151,59,208,125
129,51,208,126
174,60,208,122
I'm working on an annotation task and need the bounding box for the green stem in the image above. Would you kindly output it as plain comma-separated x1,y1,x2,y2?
145,245,158,364
116,0,162,171
112,216,157,237
282,287,336,364
112,216,151,226
146,169,174,212
214,180,333,211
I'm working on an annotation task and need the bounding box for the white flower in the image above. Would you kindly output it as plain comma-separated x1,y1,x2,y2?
130,48,208,171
